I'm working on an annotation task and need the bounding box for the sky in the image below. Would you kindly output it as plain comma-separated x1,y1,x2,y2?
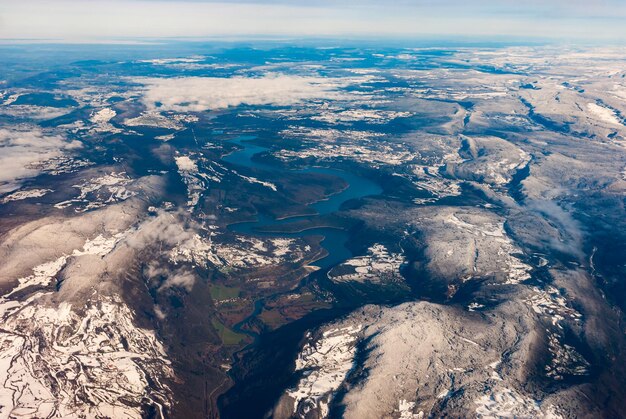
1,0,625,42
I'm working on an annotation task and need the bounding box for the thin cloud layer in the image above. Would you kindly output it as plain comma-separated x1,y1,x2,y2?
136,75,348,112
158,271,197,292
1,0,625,41
0,128,82,194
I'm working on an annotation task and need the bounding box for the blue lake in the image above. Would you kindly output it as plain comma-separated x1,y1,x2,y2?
223,136,382,269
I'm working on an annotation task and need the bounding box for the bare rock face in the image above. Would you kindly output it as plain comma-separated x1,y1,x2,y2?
271,256,626,419
328,244,406,287
273,281,625,419
445,135,530,187
0,294,174,418
273,301,537,418
0,201,175,418
411,206,532,290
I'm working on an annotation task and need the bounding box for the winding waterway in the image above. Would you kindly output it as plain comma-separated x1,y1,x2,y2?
220,136,382,417
223,136,382,269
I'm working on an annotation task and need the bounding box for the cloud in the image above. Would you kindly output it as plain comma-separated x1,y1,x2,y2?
1,0,625,41
158,270,196,292
135,74,351,112
124,211,195,249
0,127,82,194
144,257,197,293
526,199,584,258
143,261,167,279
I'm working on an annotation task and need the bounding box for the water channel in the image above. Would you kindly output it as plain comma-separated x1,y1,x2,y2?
223,136,382,269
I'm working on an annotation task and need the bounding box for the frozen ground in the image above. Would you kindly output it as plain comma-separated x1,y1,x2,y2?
1,44,626,418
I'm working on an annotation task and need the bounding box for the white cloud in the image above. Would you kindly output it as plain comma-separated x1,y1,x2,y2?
124,212,194,250
0,128,82,194
158,271,196,292
174,156,198,172
135,74,348,112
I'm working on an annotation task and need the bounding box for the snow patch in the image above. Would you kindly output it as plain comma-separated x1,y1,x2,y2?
587,103,622,126
286,325,362,417
90,107,116,124
0,188,52,204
